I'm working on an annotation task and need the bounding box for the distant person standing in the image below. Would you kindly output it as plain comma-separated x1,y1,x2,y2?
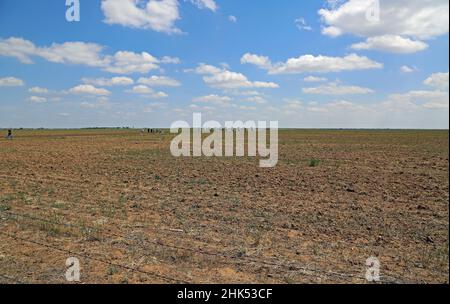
6,129,13,140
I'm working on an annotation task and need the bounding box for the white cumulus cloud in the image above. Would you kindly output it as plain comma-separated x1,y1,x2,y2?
241,53,272,70
303,82,374,95
29,96,47,103
159,56,181,64
245,96,267,104
380,90,449,111
128,85,168,98
69,85,111,96
319,0,449,54
241,53,383,74
228,15,237,23
104,51,160,74
0,76,25,87
29,87,49,94
101,0,218,33
188,0,218,12
295,18,312,31
192,95,232,107
101,0,181,34
192,63,279,89
82,77,134,86
400,66,416,73
424,72,449,90
351,35,428,53
138,76,181,87
0,37,177,74
319,0,449,40
304,76,328,82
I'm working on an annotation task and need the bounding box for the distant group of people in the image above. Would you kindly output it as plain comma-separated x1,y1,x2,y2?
141,128,164,134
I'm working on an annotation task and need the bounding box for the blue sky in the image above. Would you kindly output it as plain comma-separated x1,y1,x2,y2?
0,0,448,128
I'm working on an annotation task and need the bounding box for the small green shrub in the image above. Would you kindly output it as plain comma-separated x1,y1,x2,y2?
308,159,321,167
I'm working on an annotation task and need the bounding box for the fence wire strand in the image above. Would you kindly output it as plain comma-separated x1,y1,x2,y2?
0,229,189,284
0,209,405,284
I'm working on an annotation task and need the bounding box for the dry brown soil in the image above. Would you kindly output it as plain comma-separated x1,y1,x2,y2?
0,129,448,284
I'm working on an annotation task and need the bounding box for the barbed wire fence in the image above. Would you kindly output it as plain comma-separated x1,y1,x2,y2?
0,273,28,284
0,209,409,284
1,172,446,268
0,229,187,284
